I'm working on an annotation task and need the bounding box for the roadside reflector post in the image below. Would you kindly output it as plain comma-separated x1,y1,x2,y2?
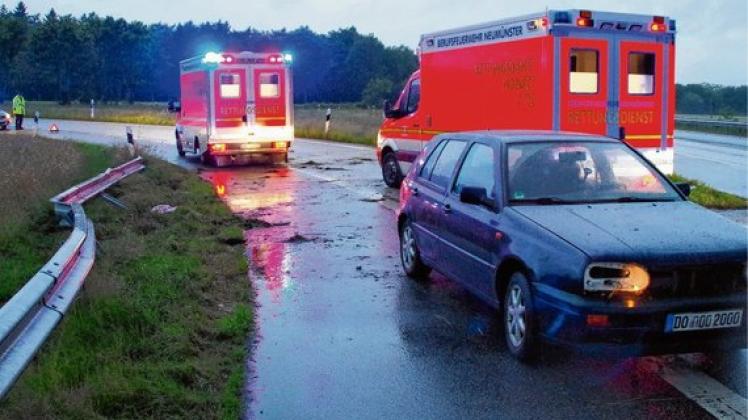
90,99,95,119
324,108,332,138
126,126,137,156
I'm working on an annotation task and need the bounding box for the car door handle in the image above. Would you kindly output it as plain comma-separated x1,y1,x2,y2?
412,187,419,196
443,204,452,214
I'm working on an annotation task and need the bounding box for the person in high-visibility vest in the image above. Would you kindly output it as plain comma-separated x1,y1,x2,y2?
12,93,25,130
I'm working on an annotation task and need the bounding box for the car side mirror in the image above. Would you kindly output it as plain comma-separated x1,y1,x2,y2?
383,100,401,119
675,182,691,197
167,101,181,113
460,186,494,209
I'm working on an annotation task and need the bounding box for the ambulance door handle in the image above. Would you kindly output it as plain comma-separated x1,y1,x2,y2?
413,123,420,128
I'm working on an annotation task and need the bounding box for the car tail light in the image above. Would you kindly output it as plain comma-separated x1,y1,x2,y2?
587,314,610,327
273,141,288,149
209,143,226,153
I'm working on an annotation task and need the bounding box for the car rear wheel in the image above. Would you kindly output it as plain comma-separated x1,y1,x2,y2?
399,220,430,279
382,151,403,188
504,272,538,361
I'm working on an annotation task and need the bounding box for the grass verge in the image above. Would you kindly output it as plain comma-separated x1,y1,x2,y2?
0,134,126,303
2,101,176,126
670,174,747,209
0,143,251,418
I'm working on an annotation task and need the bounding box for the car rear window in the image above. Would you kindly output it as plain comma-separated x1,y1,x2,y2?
428,140,466,189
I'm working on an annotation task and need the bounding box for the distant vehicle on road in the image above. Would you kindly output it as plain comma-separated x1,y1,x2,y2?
379,9,677,187
0,109,10,130
397,131,747,360
172,51,294,166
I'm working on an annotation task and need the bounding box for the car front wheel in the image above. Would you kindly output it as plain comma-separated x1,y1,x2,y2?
504,272,538,361
399,220,430,279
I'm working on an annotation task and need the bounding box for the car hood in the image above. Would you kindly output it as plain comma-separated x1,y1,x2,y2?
512,202,747,264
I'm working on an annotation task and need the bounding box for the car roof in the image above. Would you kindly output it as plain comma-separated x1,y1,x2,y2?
434,130,618,144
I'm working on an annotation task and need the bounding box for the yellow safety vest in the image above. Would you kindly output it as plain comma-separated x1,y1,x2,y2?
12,96,25,115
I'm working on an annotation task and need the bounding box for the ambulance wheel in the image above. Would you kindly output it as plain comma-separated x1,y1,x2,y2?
201,151,213,166
175,132,185,157
382,151,403,188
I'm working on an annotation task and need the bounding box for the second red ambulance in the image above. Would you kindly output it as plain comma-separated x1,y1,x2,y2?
175,51,294,165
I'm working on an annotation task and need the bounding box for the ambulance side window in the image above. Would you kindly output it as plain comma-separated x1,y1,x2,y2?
220,73,241,98
628,53,655,95
569,49,598,94
405,79,420,114
259,73,280,98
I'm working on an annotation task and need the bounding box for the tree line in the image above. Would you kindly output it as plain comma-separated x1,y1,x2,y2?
0,2,417,105
0,2,745,114
675,84,746,117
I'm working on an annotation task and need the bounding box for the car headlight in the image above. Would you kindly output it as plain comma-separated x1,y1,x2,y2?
584,262,650,294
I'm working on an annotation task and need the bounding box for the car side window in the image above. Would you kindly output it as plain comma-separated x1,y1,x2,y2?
405,79,420,114
419,140,447,179
453,143,495,200
429,140,466,189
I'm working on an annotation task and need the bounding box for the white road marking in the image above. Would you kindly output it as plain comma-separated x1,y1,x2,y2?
661,364,747,419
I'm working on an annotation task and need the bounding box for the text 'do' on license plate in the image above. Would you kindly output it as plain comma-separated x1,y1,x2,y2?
665,309,743,332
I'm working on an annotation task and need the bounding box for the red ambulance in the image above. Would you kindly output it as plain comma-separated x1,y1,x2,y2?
377,10,676,187
174,51,294,165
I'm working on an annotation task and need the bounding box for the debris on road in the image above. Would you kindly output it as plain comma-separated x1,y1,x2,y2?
151,204,177,214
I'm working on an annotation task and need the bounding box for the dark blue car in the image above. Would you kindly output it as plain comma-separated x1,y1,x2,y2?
397,131,747,360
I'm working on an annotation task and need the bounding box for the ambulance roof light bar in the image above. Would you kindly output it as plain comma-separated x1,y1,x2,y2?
202,52,235,64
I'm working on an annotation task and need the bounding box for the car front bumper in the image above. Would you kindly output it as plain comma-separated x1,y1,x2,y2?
533,283,748,356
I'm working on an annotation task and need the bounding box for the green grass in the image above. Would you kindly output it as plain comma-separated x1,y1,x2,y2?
0,134,127,304
0,149,251,419
670,174,747,209
295,104,380,145
1,101,176,126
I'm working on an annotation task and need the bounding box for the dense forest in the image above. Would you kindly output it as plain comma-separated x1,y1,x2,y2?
0,2,745,115
0,2,417,105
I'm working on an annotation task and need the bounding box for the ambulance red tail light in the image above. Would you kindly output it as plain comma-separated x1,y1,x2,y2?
209,143,226,153
650,16,666,32
576,11,594,28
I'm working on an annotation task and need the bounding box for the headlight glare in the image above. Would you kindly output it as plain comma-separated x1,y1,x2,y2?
584,262,649,294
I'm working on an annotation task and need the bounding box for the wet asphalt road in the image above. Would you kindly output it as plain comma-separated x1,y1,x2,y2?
27,120,748,418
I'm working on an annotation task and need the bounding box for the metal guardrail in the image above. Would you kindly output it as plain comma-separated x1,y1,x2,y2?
675,116,747,129
0,157,145,399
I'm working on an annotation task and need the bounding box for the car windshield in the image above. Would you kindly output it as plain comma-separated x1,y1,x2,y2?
506,141,681,204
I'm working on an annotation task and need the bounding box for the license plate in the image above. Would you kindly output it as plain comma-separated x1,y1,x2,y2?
241,143,260,150
665,309,743,332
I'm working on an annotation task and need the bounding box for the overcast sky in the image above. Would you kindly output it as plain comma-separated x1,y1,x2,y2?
13,0,748,85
